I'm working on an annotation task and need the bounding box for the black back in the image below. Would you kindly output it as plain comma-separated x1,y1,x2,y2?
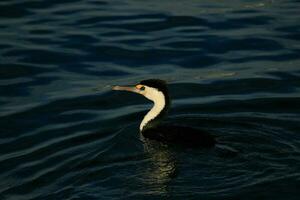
142,124,216,148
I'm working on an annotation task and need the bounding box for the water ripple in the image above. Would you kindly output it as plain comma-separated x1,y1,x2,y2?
1,0,300,199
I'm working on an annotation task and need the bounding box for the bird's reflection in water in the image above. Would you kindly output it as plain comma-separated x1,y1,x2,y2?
139,134,178,195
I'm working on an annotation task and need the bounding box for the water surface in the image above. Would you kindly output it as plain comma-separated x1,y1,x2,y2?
0,0,300,199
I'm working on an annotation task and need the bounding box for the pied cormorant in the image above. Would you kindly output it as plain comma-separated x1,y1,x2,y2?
112,79,215,148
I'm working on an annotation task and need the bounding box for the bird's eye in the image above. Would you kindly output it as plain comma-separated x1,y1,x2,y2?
140,86,145,91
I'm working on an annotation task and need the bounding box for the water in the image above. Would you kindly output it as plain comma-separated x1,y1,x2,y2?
1,0,300,199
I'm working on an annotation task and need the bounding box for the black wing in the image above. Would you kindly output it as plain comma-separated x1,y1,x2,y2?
142,125,215,148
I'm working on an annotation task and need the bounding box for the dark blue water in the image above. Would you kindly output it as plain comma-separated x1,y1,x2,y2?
1,0,300,199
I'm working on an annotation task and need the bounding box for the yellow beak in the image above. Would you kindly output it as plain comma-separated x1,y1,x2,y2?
112,85,140,93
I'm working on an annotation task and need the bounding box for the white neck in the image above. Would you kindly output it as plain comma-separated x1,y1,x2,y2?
140,91,165,132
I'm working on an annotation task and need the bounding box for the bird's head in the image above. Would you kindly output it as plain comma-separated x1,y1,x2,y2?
112,79,169,104
113,79,170,131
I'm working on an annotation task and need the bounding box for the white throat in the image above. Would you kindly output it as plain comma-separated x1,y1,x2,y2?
140,90,165,132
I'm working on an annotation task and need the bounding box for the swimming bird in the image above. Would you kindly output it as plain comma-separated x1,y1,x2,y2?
112,79,215,148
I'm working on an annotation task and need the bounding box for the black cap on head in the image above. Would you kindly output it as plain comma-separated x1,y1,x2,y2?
139,79,168,93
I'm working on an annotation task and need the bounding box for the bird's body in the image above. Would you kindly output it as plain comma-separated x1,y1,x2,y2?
112,79,216,148
142,124,215,148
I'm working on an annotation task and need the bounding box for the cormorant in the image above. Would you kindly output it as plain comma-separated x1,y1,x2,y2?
113,79,215,148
